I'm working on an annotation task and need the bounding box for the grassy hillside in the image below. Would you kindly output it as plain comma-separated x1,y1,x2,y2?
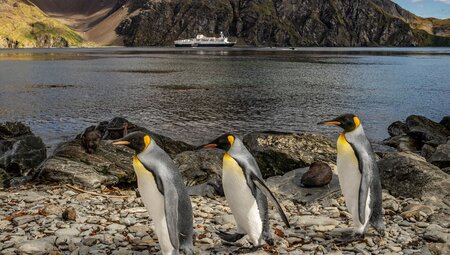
0,0,84,48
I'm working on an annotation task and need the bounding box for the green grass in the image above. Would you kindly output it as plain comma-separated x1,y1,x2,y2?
0,0,84,47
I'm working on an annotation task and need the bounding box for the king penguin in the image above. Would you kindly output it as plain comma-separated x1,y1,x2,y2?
199,134,290,247
318,114,384,242
112,131,194,255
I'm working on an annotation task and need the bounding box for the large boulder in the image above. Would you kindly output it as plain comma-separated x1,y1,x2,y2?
384,134,418,152
174,149,224,197
174,149,223,186
440,116,450,132
38,139,135,188
242,131,336,178
0,168,8,188
388,121,409,137
0,122,46,186
265,167,340,204
38,118,195,188
405,115,449,147
378,151,450,202
428,144,450,169
101,117,194,156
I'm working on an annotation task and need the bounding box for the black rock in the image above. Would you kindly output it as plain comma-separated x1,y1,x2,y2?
428,144,450,169
300,162,333,188
0,122,32,139
378,151,450,199
103,117,194,156
38,118,195,188
405,115,449,147
440,116,450,132
384,134,418,152
387,121,409,137
0,122,46,178
243,131,336,178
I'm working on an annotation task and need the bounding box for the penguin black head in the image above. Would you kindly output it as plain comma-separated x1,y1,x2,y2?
198,133,235,151
318,113,361,132
111,131,151,154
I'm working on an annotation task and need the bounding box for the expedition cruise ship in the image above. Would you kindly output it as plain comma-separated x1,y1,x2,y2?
174,32,236,47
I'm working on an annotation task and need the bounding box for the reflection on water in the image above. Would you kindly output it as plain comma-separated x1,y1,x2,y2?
0,47,449,150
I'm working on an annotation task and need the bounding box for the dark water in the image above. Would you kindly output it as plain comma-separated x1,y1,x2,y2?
0,47,449,150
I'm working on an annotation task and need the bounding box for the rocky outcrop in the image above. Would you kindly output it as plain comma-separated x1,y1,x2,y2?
440,116,450,132
378,151,450,202
117,0,450,47
243,131,336,178
405,115,450,147
384,115,450,170
38,139,136,188
0,122,47,187
37,118,195,188
428,144,450,169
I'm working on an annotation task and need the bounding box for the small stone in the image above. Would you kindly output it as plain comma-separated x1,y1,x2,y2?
120,216,136,226
214,214,235,225
0,248,17,255
55,228,80,236
313,225,335,232
22,192,45,203
43,205,63,216
12,215,35,225
301,244,318,251
82,238,98,246
62,207,77,221
17,239,55,254
423,224,449,243
389,246,402,252
107,223,126,232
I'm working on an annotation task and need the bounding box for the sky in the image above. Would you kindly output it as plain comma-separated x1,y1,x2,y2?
392,0,450,18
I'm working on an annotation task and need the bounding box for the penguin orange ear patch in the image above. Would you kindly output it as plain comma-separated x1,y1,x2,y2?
227,135,235,145
144,135,151,148
353,116,361,128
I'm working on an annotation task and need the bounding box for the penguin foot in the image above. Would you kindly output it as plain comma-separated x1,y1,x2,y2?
180,245,198,255
216,230,245,243
336,233,364,244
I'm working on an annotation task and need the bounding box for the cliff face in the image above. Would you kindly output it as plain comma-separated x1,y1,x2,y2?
117,0,450,47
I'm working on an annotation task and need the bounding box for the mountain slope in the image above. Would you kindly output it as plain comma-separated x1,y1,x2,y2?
0,0,84,48
28,0,134,46
116,0,450,47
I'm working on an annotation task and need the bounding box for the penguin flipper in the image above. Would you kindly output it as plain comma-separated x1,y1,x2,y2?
164,183,180,251
250,173,290,228
216,230,245,242
348,141,372,225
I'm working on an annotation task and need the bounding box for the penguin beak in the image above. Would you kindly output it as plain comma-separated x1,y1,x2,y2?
111,141,130,145
195,143,217,150
317,120,341,126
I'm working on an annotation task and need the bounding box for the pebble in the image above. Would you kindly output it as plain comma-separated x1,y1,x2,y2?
55,228,80,236
0,186,440,255
62,207,77,221
12,215,35,225
17,239,55,254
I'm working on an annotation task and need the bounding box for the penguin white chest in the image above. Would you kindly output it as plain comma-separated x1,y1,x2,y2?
222,154,263,244
336,134,362,215
133,157,174,254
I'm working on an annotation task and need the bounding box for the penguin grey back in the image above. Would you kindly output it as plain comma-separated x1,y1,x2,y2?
137,140,194,251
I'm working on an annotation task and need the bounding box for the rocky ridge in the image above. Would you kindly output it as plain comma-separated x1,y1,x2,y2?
117,0,450,47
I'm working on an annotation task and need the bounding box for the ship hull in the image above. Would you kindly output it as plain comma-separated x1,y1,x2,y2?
175,43,235,47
